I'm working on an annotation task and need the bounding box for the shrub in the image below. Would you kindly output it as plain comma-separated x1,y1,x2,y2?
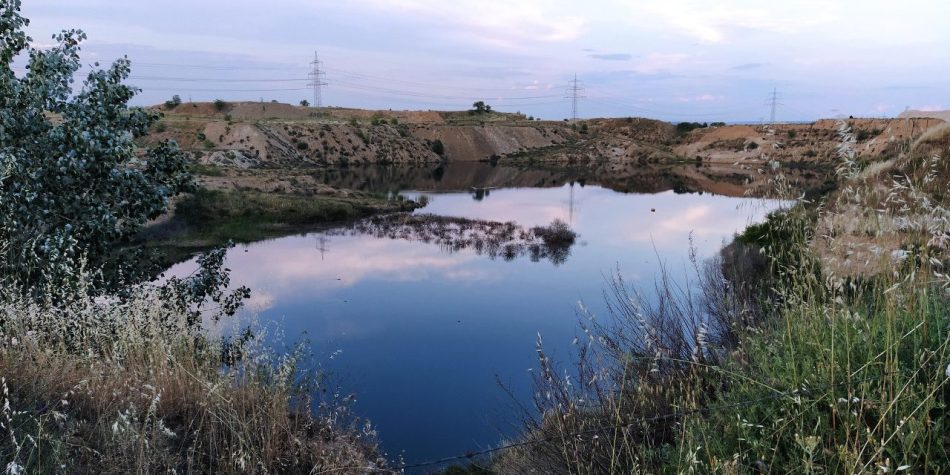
430,139,445,156
300,99,310,107
471,101,492,114
213,98,228,111
675,122,706,134
164,94,182,109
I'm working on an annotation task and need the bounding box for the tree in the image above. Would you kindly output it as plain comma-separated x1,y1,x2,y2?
300,99,310,107
0,1,193,294
471,101,492,114
165,94,182,109
213,98,228,111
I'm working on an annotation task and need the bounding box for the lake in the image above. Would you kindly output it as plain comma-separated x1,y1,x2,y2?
167,168,781,468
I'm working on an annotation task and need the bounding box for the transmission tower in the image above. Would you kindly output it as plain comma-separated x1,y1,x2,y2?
766,88,783,125
307,51,328,109
565,74,585,122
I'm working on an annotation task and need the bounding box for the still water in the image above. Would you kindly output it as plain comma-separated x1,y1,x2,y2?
169,179,779,466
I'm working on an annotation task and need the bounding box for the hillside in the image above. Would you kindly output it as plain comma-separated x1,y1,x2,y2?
143,101,575,167
145,102,946,173
898,109,950,121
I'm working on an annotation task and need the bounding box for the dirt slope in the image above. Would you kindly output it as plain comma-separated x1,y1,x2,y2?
898,109,950,121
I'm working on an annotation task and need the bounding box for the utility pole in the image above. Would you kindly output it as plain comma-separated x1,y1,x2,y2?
565,74,585,122
766,88,783,126
307,51,327,109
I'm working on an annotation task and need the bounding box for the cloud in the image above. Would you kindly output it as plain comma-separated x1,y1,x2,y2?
696,93,724,102
588,53,632,61
631,1,838,44
632,53,689,74
348,0,586,49
731,62,766,70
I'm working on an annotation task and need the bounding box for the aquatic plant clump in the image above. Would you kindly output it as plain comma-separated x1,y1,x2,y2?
335,214,578,264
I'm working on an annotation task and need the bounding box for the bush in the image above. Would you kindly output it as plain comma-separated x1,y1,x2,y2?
675,122,706,134
213,98,228,111
300,99,310,107
430,139,445,156
531,219,576,248
471,101,492,114
164,94,182,109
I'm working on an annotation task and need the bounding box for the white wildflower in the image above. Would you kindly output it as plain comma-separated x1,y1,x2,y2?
5,461,25,475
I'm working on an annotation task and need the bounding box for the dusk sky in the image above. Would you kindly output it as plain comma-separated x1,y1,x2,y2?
17,0,950,122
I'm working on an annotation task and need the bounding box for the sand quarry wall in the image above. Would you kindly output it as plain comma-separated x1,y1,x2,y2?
675,118,946,164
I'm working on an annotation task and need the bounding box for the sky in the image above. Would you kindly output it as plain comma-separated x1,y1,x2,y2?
14,0,950,122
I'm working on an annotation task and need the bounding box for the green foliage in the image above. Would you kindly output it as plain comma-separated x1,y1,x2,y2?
299,99,309,107
212,98,228,111
675,121,707,133
164,94,182,109
0,2,192,294
470,101,491,114
188,162,224,176
430,139,445,156
856,128,883,141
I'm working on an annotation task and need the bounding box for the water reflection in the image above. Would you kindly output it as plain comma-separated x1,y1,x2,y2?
166,184,782,464
327,214,577,265
311,160,825,198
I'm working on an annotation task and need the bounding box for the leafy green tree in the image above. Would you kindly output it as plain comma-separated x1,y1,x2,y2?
299,99,309,107
0,1,193,294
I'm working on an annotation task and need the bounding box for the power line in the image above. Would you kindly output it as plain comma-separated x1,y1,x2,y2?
129,76,308,83
324,66,565,94
133,61,304,71
307,51,328,109
140,87,309,92
565,74,585,121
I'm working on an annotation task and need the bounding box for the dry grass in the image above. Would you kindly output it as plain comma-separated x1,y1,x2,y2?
0,278,385,473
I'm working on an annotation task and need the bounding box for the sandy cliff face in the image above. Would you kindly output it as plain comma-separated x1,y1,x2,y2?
674,118,945,165
144,103,946,169
144,103,576,166
410,124,572,160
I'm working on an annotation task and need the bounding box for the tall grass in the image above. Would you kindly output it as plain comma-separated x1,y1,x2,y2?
0,266,384,473
497,120,950,473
